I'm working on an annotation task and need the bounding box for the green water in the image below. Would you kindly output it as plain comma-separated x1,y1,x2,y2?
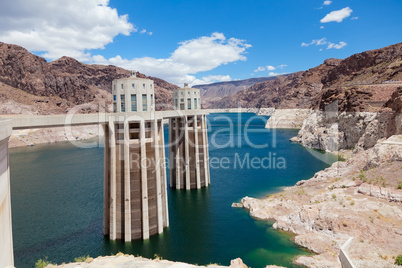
10,113,338,267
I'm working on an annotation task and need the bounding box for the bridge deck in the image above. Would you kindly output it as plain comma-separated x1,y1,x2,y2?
2,110,208,130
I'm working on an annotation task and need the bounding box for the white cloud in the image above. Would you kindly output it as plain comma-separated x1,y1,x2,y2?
254,64,284,73
327,41,347,49
254,66,266,72
140,29,153,35
301,38,347,50
323,1,332,5
93,32,251,85
320,26,325,29
191,75,232,86
351,16,359,20
269,72,280,77
0,0,134,61
321,7,353,23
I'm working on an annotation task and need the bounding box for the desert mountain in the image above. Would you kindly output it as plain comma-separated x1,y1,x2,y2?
211,43,402,110
193,76,283,107
0,42,178,115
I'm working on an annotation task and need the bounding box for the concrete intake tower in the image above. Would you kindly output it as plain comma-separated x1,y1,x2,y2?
169,84,210,189
103,76,210,241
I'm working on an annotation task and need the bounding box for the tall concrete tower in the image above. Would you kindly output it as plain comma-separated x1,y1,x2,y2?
169,84,210,189
103,72,169,241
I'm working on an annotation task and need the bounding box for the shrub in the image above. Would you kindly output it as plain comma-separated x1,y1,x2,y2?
350,200,355,205
35,258,53,268
359,171,367,182
395,254,402,265
74,255,90,262
332,194,337,200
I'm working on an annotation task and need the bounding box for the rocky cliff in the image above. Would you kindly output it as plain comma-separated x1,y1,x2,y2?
0,42,178,114
193,76,280,107
241,135,402,268
292,86,402,152
0,42,179,147
212,43,402,109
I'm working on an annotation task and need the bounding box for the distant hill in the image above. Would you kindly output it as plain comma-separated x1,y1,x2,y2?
193,76,287,107
0,42,178,115
211,42,402,110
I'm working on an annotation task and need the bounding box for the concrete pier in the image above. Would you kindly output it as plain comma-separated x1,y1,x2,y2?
169,84,210,189
103,116,169,241
103,74,169,241
0,119,14,268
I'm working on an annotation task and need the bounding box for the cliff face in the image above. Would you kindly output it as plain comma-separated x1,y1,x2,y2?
242,135,402,268
293,86,402,152
212,59,341,109
193,76,278,107
212,43,402,109
0,42,177,113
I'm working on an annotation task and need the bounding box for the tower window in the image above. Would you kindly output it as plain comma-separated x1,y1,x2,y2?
142,94,147,111
187,98,191,110
131,94,137,112
143,84,146,89
120,94,125,112
132,83,135,89
121,84,124,89
194,98,197,109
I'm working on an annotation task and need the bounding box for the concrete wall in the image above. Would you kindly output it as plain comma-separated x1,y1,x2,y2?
206,108,274,116
0,119,14,268
339,237,356,268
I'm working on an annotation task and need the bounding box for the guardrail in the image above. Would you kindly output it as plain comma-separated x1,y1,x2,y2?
339,237,356,268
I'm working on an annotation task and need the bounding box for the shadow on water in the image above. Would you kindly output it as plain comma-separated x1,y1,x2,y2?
10,113,337,268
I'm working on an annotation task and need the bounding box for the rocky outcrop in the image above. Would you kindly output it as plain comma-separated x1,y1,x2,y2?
292,85,402,152
48,255,249,268
265,109,310,129
0,42,178,113
193,76,279,107
212,43,402,109
241,135,402,267
291,110,398,152
0,43,128,104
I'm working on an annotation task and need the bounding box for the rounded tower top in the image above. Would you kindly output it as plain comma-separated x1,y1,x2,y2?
112,76,155,113
173,83,201,111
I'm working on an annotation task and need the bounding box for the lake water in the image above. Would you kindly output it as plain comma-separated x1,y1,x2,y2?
10,113,338,268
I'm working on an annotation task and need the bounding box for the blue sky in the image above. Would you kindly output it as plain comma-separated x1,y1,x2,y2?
0,0,401,85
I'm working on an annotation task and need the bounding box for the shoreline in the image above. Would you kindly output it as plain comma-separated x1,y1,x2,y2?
240,135,402,267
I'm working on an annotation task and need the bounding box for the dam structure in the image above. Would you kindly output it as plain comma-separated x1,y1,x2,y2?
103,74,168,241
169,84,210,189
0,73,212,266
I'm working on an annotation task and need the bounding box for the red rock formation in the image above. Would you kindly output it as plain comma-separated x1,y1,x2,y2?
211,42,402,109
0,42,178,113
